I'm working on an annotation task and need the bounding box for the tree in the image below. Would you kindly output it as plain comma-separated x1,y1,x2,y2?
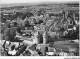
12,22,17,27
16,26,22,34
4,22,11,28
3,27,17,41
10,28,16,38
4,36,10,41
22,12,34,19
24,20,30,27
37,8,45,16
15,12,24,19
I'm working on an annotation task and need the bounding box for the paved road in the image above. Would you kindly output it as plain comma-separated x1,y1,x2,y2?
23,40,33,45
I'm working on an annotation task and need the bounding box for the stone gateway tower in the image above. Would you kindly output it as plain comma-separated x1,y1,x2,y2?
43,32,48,44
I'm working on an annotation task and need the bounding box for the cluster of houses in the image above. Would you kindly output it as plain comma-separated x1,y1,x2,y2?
1,3,79,56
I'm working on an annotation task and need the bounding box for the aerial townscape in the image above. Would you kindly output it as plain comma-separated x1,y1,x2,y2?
0,2,79,56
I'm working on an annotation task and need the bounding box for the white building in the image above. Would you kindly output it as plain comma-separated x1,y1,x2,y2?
33,31,39,44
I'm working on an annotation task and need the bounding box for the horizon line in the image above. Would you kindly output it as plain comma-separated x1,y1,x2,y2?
1,1,79,5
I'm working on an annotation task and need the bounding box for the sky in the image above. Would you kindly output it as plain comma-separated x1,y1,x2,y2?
0,0,79,4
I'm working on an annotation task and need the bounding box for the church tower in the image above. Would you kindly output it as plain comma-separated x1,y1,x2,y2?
33,31,39,44
43,32,48,44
